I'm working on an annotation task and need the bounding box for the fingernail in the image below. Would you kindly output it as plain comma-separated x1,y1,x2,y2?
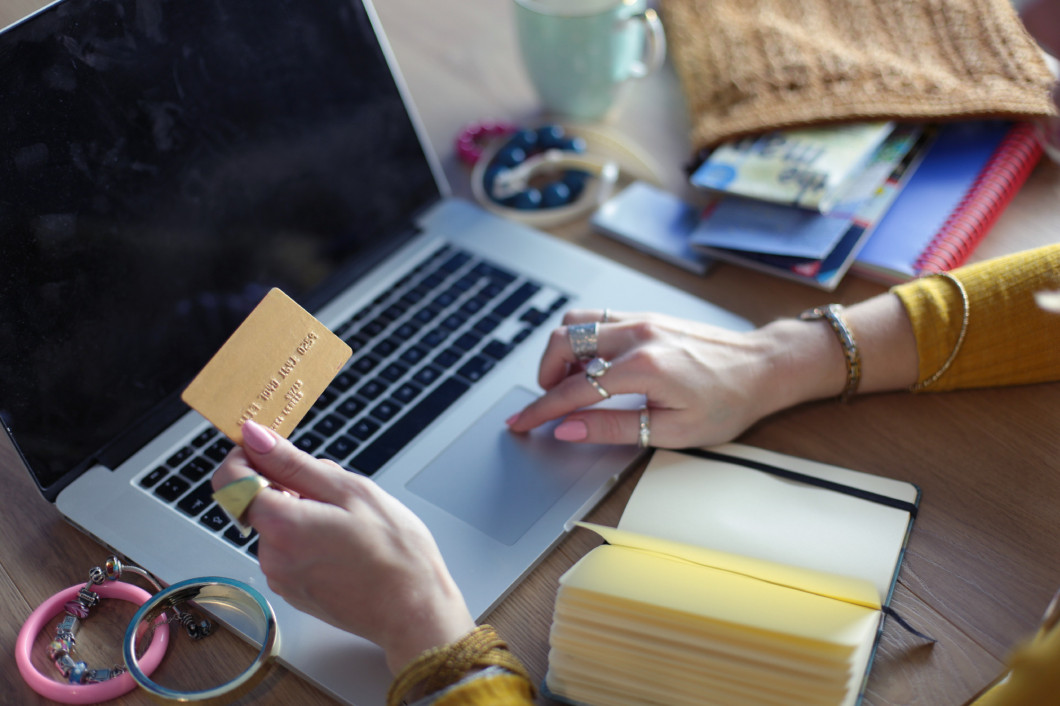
554,420,588,442
505,412,520,426
241,420,277,454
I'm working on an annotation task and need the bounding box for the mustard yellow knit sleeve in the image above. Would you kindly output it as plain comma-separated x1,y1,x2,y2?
891,244,1060,391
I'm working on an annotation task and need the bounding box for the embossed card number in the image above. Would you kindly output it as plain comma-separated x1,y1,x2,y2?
181,288,352,445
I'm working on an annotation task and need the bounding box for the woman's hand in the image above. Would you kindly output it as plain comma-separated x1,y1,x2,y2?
506,308,851,449
211,420,475,673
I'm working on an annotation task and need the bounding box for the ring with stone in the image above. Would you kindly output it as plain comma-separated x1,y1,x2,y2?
585,357,611,378
638,407,651,448
567,322,599,360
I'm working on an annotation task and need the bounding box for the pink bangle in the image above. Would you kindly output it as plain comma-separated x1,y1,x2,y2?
16,582,170,704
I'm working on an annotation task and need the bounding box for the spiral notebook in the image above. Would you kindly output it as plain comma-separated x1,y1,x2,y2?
851,120,1043,284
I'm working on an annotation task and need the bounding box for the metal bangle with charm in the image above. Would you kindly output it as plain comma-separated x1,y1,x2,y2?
123,576,278,704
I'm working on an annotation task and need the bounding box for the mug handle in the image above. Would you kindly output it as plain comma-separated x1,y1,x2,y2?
627,8,667,79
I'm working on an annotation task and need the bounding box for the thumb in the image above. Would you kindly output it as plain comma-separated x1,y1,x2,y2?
240,420,351,504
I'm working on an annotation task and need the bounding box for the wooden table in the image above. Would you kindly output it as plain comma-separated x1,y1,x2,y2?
2,0,1059,704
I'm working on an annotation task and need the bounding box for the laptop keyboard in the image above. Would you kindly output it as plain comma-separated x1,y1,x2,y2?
136,244,569,555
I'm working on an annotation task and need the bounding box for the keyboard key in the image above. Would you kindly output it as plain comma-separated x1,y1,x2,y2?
433,348,462,370
166,446,194,468
224,525,255,547
349,418,381,441
199,506,230,533
412,365,442,387
190,428,218,448
312,413,346,437
379,362,409,382
178,480,214,517
350,377,470,475
420,328,448,347
330,371,359,392
393,382,422,404
392,322,419,341
294,433,324,453
352,355,380,374
473,315,502,335
155,476,190,502
204,438,234,463
179,456,215,482
336,396,366,419
472,262,517,285
439,251,471,272
140,466,169,488
482,340,512,360
494,281,540,317
458,355,494,383
370,400,401,422
325,435,360,460
453,331,482,351
357,379,387,400
400,345,429,365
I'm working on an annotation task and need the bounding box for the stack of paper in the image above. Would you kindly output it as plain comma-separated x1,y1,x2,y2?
544,444,920,706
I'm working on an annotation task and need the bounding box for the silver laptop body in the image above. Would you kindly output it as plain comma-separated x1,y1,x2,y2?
0,0,750,702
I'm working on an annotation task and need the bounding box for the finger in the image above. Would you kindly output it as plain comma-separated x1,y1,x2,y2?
560,308,620,326
538,319,639,389
513,360,636,431
554,406,683,448
229,420,355,505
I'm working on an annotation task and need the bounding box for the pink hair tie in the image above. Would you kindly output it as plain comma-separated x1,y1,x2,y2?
455,120,518,166
16,581,170,704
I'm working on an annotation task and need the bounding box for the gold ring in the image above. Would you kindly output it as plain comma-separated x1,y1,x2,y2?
212,475,270,537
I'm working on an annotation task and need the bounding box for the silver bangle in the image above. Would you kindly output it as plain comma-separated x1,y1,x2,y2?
799,303,861,402
123,577,278,703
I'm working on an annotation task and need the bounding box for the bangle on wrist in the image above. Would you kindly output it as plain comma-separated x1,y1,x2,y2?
910,271,969,391
799,303,861,402
387,625,532,706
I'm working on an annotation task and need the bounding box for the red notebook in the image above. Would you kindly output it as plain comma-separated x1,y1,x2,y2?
851,121,1042,284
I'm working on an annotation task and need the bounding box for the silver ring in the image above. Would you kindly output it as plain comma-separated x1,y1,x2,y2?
585,374,610,398
638,407,651,448
585,356,611,378
567,322,599,360
601,308,612,323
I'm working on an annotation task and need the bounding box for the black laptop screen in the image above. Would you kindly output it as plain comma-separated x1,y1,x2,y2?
0,0,442,497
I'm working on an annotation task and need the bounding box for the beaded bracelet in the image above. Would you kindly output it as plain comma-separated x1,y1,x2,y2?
386,625,533,706
16,575,170,703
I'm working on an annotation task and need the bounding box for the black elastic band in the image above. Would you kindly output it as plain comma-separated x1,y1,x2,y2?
882,605,937,642
676,448,919,518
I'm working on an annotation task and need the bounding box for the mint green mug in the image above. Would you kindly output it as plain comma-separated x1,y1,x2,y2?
513,0,666,121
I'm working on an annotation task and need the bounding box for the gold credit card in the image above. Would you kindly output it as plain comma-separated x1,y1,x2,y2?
181,288,352,445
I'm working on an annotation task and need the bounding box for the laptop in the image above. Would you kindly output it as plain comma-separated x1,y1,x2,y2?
0,0,750,702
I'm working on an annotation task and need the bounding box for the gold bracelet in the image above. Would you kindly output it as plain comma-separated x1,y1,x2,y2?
799,303,861,402
910,271,969,391
387,625,532,706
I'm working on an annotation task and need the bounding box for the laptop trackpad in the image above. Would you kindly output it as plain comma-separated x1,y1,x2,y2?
406,386,609,546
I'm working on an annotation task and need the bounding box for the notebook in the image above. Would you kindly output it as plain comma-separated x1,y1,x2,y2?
851,120,1043,284
0,0,750,704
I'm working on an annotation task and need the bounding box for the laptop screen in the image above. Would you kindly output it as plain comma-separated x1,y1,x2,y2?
0,0,443,498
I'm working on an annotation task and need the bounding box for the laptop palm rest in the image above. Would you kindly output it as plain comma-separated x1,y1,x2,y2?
406,386,608,545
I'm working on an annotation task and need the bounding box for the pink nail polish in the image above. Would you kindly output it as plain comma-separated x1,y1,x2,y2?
505,412,520,426
554,420,588,442
242,420,277,454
